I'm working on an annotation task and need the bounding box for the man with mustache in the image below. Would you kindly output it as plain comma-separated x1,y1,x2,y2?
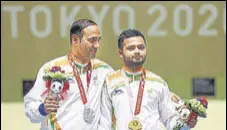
24,19,114,130
99,29,207,130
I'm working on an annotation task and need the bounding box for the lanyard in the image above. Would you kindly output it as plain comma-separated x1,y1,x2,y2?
134,70,145,115
123,69,146,116
68,52,92,104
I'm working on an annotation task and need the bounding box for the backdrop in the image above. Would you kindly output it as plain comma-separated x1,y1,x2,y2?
2,1,225,101
1,1,226,130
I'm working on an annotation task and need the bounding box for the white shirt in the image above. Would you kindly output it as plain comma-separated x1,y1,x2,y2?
99,68,185,130
24,55,114,130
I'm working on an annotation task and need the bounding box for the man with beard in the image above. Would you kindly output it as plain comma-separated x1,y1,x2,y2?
98,29,207,130
24,19,114,130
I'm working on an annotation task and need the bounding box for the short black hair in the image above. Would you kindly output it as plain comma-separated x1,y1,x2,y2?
70,19,97,45
118,29,146,50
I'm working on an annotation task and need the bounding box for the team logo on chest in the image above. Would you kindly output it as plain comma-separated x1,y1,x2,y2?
147,88,152,94
68,77,75,84
92,75,101,87
112,89,124,96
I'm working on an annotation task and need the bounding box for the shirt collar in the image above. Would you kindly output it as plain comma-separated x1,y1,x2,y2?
68,54,90,74
122,65,144,82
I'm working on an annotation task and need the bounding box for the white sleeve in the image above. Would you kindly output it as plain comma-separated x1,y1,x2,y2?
24,65,48,123
98,81,113,130
158,83,182,130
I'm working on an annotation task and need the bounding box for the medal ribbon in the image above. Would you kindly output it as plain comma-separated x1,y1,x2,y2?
134,69,146,115
68,52,92,104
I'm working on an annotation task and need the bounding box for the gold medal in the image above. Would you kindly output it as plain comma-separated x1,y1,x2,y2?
126,70,146,130
128,119,142,130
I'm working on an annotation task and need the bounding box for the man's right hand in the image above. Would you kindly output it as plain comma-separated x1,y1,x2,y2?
44,94,60,114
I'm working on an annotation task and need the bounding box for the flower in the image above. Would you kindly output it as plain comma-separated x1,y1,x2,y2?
41,66,70,100
50,66,62,73
43,66,67,81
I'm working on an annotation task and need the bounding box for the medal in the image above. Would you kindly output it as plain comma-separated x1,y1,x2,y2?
68,52,94,124
83,107,95,124
124,69,146,130
128,119,142,130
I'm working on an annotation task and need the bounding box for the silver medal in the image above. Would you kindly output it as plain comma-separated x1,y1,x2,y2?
83,107,95,124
